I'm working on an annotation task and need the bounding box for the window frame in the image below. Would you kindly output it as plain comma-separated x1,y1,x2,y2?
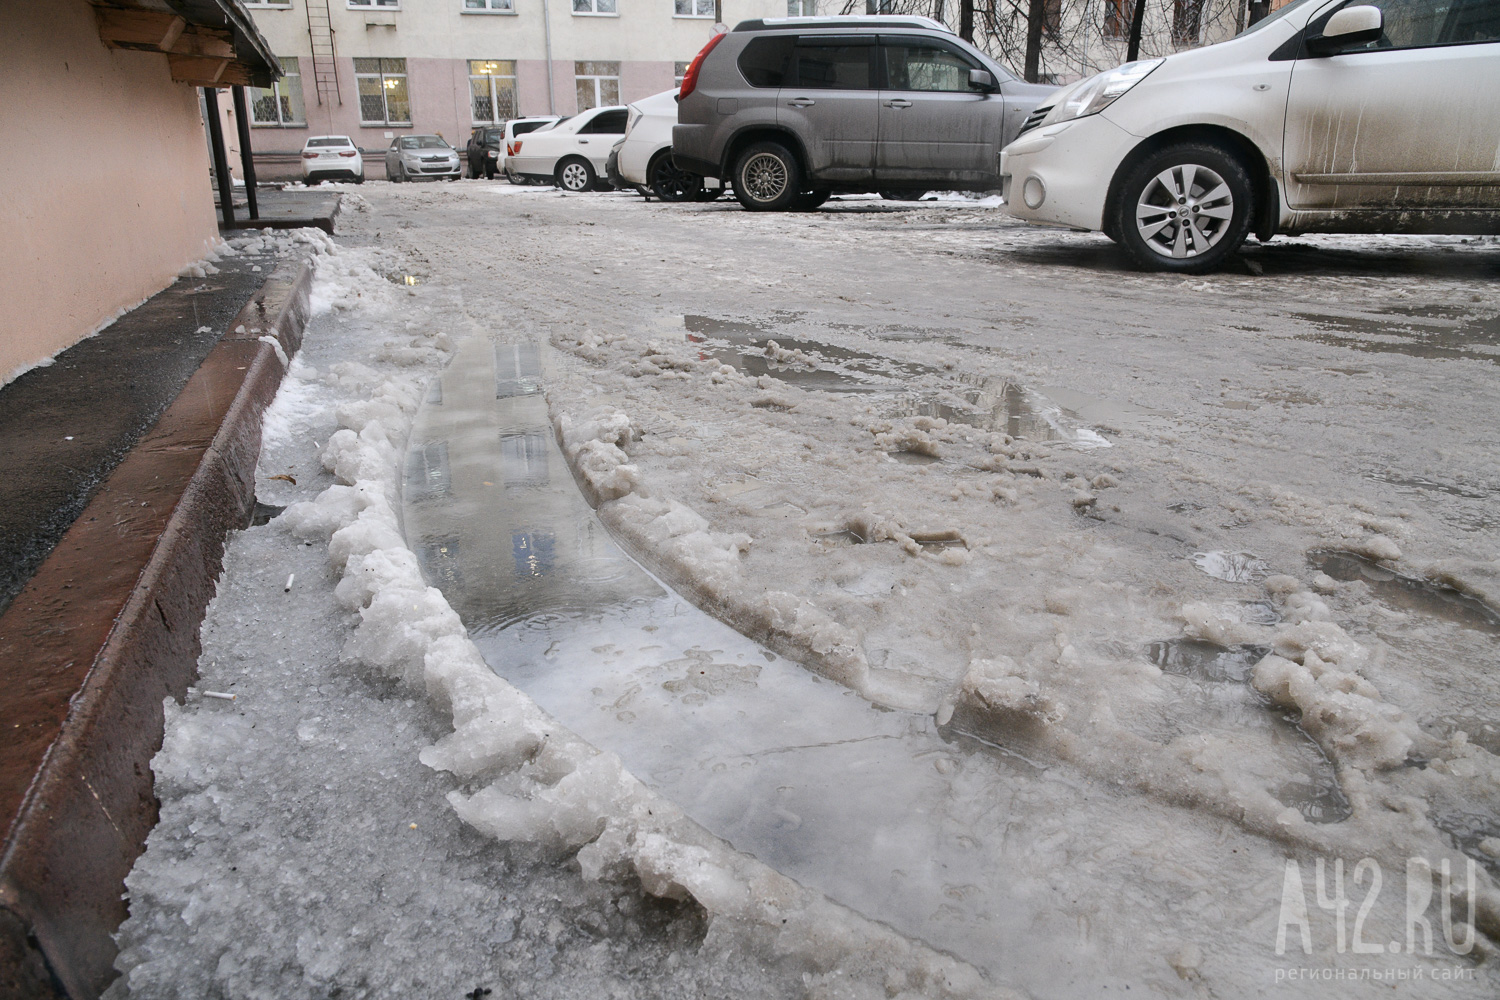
789,36,878,90
348,0,400,8
250,56,306,127
1308,0,1500,53
787,0,818,15
878,36,986,93
468,59,518,124
571,0,618,15
574,60,621,110
674,0,715,17
355,57,412,126
462,0,516,12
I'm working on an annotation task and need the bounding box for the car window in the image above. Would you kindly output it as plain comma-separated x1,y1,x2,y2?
1321,0,1500,49
514,120,551,136
739,35,797,87
792,40,876,90
581,110,628,134
307,137,352,148
881,40,982,92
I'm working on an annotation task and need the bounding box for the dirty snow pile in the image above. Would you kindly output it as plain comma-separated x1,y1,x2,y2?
109,239,1010,999
543,317,1500,991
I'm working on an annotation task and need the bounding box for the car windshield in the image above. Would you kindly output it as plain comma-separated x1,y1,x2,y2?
1235,0,1319,36
307,138,352,148
400,136,450,150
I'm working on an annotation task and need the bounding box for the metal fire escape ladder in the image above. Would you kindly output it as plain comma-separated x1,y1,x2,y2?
304,0,342,106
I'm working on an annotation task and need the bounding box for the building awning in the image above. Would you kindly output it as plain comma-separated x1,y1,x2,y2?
90,0,281,88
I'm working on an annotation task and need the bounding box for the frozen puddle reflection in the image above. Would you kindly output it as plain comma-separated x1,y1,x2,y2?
402,339,1341,997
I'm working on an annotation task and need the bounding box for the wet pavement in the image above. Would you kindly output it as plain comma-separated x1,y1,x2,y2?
0,256,273,616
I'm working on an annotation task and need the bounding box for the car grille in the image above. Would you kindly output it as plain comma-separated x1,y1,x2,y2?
1016,105,1052,137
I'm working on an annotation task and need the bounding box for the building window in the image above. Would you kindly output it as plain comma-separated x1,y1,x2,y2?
1104,0,1132,37
250,56,305,126
675,0,713,16
464,0,514,9
1172,0,1204,43
788,0,816,12
574,61,620,110
355,58,411,125
674,61,690,88
348,0,400,7
470,60,517,123
573,0,617,13
243,1,292,7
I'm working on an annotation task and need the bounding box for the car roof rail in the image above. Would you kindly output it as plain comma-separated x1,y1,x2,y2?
732,15,955,33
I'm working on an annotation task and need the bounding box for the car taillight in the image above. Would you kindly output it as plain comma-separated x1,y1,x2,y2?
301,151,317,159
338,150,357,157
678,30,726,102
511,141,522,154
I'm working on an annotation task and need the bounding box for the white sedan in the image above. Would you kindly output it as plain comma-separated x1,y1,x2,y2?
300,136,363,184
617,90,722,202
505,106,629,192
999,0,1500,272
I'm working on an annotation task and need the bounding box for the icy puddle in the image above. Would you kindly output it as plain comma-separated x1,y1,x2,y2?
1292,306,1500,365
400,338,1441,997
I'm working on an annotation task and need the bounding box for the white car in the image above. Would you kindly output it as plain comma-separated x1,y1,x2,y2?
300,135,363,184
505,106,629,192
999,0,1500,272
497,116,562,182
617,90,722,202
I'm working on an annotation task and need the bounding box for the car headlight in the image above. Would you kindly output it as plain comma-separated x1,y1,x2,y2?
1044,59,1163,126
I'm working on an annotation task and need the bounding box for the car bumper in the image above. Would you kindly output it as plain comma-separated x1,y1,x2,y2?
999,114,1139,232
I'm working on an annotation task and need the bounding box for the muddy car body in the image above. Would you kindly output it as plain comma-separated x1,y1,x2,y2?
673,16,1054,210
999,0,1500,272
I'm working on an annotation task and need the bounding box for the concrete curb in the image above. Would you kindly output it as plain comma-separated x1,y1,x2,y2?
0,256,314,999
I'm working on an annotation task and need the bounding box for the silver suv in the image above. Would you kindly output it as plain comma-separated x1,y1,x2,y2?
673,16,1054,211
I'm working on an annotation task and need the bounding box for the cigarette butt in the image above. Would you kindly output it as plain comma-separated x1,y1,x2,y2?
284,574,295,592
203,691,236,701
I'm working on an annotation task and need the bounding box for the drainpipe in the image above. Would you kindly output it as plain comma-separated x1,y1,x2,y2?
541,0,556,115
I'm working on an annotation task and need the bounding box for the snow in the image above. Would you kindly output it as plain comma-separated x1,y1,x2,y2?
111,182,1500,998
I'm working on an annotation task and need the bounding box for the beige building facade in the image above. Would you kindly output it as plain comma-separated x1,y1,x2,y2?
242,0,790,164
1,0,276,386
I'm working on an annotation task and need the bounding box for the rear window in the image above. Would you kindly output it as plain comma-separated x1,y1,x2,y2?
738,36,795,87
306,138,352,148
514,121,550,136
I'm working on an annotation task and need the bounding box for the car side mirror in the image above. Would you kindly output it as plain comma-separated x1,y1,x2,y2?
969,68,997,92
1307,5,1383,55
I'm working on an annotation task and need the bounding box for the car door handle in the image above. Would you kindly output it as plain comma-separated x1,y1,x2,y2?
787,98,816,108
883,99,912,109
578,139,589,144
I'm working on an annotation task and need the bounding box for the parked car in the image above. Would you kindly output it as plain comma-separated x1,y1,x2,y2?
385,135,461,182
500,116,563,183
606,138,633,193
999,0,1500,272
300,135,363,184
465,125,506,179
672,16,1053,211
505,106,630,191
619,90,723,202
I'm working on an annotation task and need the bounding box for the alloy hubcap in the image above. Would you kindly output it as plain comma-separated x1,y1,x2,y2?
743,153,788,203
1135,163,1234,259
562,163,588,190
654,162,689,199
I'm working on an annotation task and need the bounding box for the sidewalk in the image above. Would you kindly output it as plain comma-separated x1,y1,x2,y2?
0,240,316,998
216,186,343,235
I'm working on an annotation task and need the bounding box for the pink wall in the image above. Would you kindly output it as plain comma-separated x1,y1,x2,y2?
1,0,221,385
620,60,675,105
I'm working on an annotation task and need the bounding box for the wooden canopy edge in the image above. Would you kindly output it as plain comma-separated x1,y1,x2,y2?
89,0,279,88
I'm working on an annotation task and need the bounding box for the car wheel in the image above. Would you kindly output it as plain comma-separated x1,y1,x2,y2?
648,151,701,202
791,190,830,211
555,158,595,193
1112,142,1253,274
354,173,365,185
483,163,495,180
879,190,927,201
390,163,403,183
733,141,802,212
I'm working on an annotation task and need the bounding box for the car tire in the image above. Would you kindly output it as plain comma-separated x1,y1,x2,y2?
483,163,495,180
555,157,596,193
1111,142,1253,274
648,151,702,202
733,141,802,212
391,163,404,183
354,173,365,185
791,190,830,212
